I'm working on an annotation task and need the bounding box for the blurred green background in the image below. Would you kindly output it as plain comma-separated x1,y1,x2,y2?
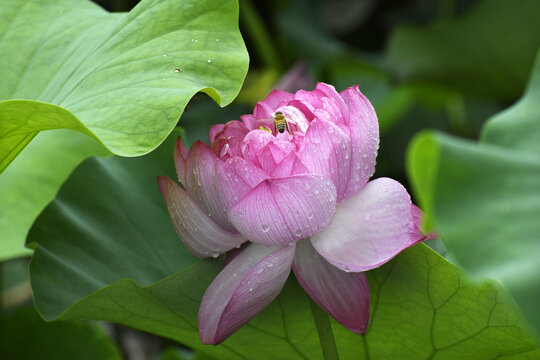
2,0,540,358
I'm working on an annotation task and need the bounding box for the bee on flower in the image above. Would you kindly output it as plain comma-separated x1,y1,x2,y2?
158,83,434,345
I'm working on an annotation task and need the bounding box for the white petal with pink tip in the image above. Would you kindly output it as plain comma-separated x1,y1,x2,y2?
311,177,418,272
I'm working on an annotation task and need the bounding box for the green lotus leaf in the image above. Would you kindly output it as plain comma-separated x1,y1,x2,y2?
386,0,540,100
28,132,539,359
407,53,540,333
0,307,121,359
0,130,109,260
0,0,248,172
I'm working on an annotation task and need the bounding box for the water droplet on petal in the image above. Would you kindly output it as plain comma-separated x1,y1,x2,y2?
295,229,302,237
262,224,270,233
248,288,253,292
307,212,314,219
267,263,274,268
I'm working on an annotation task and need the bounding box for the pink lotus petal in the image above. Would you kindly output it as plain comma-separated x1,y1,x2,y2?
228,175,337,246
340,86,379,200
271,151,309,178
174,137,188,186
184,141,240,231
311,177,419,272
295,89,323,109
274,105,310,133
223,242,249,267
253,101,274,119
255,140,296,174
297,118,352,201
263,89,295,108
312,85,347,129
199,243,295,344
286,99,315,122
411,204,439,241
210,121,248,159
314,83,350,125
293,239,370,334
157,176,245,258
209,124,225,144
224,157,269,188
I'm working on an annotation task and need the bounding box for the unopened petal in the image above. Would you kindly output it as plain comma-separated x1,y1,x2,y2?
298,118,352,201
157,176,245,258
228,175,337,246
209,124,225,144
263,89,295,108
311,177,420,272
210,121,248,158
314,83,349,125
340,86,379,200
174,137,188,186
199,243,295,345
253,101,274,119
293,239,369,334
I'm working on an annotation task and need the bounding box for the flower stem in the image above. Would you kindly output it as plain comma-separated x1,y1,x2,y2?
309,298,339,360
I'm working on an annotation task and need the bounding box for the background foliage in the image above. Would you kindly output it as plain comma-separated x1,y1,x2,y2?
1,0,540,358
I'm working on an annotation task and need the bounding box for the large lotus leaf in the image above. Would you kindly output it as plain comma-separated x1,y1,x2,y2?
0,130,109,260
0,0,248,172
28,133,539,358
481,54,540,154
0,307,121,360
386,0,540,100
407,54,540,333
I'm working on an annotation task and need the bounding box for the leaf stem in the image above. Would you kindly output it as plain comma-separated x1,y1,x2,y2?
309,298,339,360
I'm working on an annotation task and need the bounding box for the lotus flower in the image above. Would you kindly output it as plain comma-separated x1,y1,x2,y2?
158,83,433,345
